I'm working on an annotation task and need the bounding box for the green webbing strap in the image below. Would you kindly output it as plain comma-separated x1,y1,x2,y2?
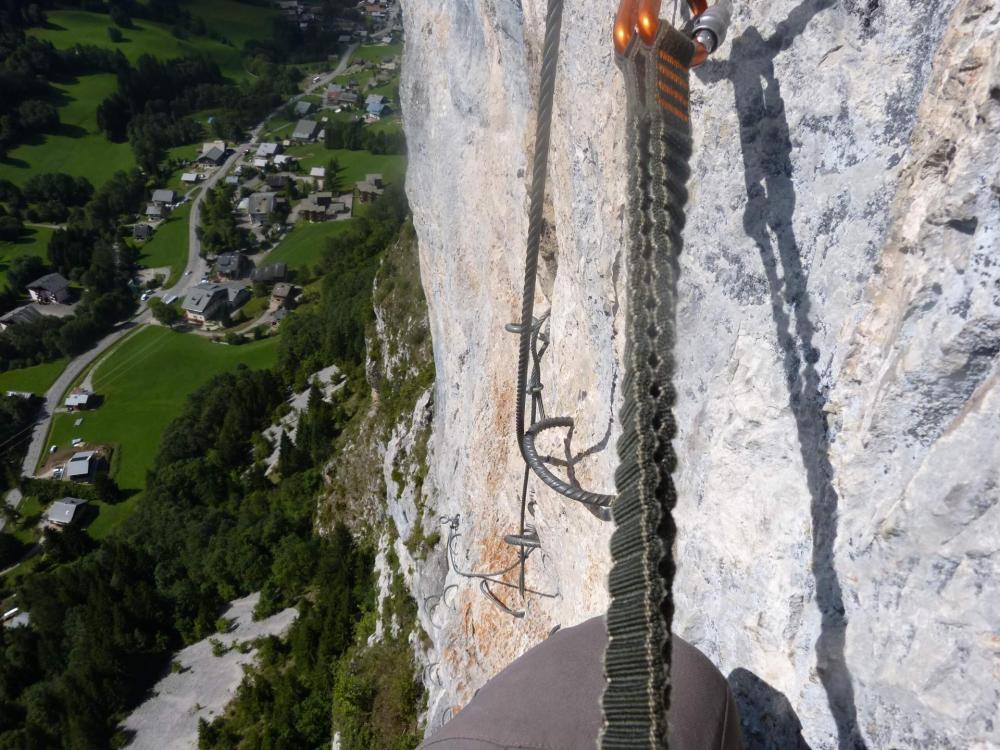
601,24,695,750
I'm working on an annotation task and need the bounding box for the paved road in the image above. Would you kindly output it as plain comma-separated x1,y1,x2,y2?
0,38,378,521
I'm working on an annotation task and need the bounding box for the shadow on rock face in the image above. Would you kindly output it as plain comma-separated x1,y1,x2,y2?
729,668,813,750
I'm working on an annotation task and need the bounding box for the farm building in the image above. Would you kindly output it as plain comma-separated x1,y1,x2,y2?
26,273,70,304
64,390,96,410
65,451,101,482
291,119,320,142
0,305,43,331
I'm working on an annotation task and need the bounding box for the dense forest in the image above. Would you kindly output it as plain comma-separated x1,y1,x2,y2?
0,187,422,749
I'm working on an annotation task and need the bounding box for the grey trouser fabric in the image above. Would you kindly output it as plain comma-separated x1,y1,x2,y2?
421,616,744,750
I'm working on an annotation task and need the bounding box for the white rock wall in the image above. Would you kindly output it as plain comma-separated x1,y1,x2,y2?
399,0,1000,746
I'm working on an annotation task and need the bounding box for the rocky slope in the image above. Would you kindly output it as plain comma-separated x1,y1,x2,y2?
397,0,1000,747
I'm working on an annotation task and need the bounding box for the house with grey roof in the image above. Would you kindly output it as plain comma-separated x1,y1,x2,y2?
145,203,163,219
248,192,278,225
133,223,153,240
66,451,100,482
182,282,230,324
198,141,227,165
355,173,385,204
293,100,314,117
151,188,177,205
256,142,281,159
224,284,251,310
291,119,320,142
215,252,254,280
45,497,88,526
271,282,295,307
252,262,288,285
65,389,96,410
26,273,70,304
0,305,43,331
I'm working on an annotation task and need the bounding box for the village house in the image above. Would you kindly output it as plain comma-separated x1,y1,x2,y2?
256,142,282,160
266,174,290,190
215,252,254,280
151,188,176,206
355,173,385,204
26,273,70,304
0,305,43,331
198,140,227,165
291,119,320,142
45,497,88,527
65,451,102,482
271,282,296,308
181,172,203,184
64,389,96,410
145,203,163,219
274,154,295,169
182,282,230,324
252,262,288,285
133,223,153,240
309,167,326,188
293,100,314,117
247,192,278,225
225,283,251,311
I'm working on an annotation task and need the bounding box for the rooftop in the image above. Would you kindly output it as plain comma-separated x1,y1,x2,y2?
291,120,319,140
45,497,88,525
27,272,69,293
182,282,227,314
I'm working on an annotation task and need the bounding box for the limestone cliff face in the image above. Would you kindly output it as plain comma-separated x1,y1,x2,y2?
397,0,1000,746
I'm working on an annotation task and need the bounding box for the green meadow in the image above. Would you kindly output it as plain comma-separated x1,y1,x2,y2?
31,9,269,81
352,43,402,63
266,220,353,272
0,359,68,396
0,74,135,189
285,145,406,186
0,226,53,289
46,325,279,537
137,203,191,286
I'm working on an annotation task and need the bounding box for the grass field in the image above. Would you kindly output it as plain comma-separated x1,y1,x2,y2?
32,10,266,81
285,145,405,186
0,226,53,288
0,74,135,189
180,0,279,50
46,326,279,536
266,220,353,271
353,43,402,62
137,203,191,286
0,359,68,396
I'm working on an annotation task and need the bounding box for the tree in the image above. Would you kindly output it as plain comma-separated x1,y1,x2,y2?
93,472,120,504
109,5,132,28
5,254,45,290
276,430,305,477
107,27,123,43
148,298,180,327
16,99,59,134
0,215,22,242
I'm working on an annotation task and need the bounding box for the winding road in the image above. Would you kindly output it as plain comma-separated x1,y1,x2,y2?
1,37,379,523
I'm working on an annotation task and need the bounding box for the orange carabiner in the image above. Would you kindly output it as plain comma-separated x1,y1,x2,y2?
613,0,639,55
636,0,662,44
